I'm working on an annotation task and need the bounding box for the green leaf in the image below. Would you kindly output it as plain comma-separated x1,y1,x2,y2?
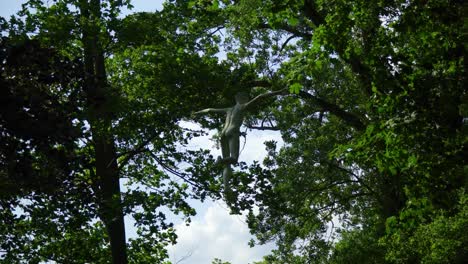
212,0,219,10
407,155,417,167
287,17,299,27
289,83,302,94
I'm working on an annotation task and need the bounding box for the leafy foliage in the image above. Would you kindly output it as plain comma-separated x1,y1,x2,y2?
177,0,467,263
0,0,228,262
1,0,466,263
0,37,83,197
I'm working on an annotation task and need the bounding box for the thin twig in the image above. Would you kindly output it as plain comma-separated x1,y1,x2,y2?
148,152,202,189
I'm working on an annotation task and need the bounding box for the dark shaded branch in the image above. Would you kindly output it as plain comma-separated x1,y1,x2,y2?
246,115,279,130
323,160,378,196
308,180,356,194
346,57,373,96
303,0,325,27
148,152,202,189
280,35,298,52
316,192,372,219
207,26,224,37
246,125,280,131
117,133,160,170
247,79,272,88
298,90,366,131
258,23,312,39
245,79,365,130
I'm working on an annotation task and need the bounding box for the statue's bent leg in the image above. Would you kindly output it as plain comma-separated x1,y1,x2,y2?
223,165,235,203
223,165,232,188
228,133,240,163
220,134,230,160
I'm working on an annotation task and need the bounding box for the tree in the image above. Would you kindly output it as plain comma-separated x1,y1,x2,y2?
0,1,228,263
179,0,467,262
2,0,466,263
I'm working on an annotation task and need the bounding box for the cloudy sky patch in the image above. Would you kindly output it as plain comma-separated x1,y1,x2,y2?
168,201,275,264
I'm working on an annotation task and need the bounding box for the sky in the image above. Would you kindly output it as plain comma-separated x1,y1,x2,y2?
0,1,281,263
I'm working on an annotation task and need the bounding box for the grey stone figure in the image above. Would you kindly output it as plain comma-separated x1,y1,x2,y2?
194,89,286,200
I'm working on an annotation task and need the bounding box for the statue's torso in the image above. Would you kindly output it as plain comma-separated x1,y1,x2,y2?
222,103,245,137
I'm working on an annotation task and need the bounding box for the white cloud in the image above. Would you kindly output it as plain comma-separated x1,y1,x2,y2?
167,201,274,264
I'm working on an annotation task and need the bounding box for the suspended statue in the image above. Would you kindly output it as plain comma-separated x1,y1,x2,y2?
194,89,286,200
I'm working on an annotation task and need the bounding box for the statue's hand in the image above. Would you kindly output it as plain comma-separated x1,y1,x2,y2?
193,109,208,115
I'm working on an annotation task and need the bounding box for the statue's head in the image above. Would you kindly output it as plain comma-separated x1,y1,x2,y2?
235,92,249,104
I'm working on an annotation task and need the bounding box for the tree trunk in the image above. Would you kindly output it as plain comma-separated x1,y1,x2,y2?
79,0,127,263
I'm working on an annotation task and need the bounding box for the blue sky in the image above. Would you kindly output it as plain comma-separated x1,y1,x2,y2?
0,1,278,263
0,0,163,18
0,0,27,19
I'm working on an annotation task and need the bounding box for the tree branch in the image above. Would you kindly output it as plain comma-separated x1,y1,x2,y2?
245,80,366,130
117,133,160,170
207,26,224,38
345,57,373,96
247,79,272,88
298,90,366,131
148,152,202,189
280,35,298,52
258,23,312,39
246,125,280,131
323,160,378,196
303,0,325,27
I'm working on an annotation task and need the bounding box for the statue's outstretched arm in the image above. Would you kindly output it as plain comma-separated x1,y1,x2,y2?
244,88,288,110
194,108,230,115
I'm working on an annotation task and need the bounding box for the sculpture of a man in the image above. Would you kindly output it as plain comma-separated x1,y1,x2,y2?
194,89,286,199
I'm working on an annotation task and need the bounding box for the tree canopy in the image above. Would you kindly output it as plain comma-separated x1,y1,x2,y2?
1,0,466,263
